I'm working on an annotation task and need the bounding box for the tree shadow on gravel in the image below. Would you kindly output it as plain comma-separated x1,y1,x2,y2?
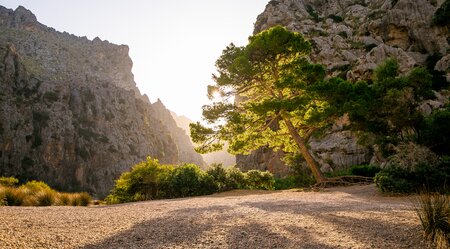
81,205,233,249
238,200,424,248
81,203,340,249
225,222,337,249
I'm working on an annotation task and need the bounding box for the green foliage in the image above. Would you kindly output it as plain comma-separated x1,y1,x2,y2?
420,106,450,155
170,164,216,197
105,157,174,203
191,26,334,182
306,5,321,22
274,176,299,190
433,0,450,26
375,157,450,193
350,165,381,177
245,170,275,190
328,14,343,22
21,180,52,192
224,167,247,189
0,176,19,187
415,193,450,249
206,164,229,191
32,111,50,127
106,158,277,204
43,91,59,102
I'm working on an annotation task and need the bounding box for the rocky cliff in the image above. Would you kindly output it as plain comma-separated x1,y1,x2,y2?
237,0,449,175
152,100,205,167
0,6,203,197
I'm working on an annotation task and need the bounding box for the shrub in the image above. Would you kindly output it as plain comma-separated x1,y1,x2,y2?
415,193,450,248
170,164,216,197
328,14,343,22
274,176,299,190
245,170,275,190
106,157,175,203
0,178,92,206
206,164,228,192
57,193,71,205
433,0,450,26
1,187,26,206
0,177,19,187
350,165,381,177
225,167,247,189
69,192,92,206
20,180,52,192
35,190,56,206
375,158,450,193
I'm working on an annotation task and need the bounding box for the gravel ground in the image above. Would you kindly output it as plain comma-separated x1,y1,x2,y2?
0,184,426,249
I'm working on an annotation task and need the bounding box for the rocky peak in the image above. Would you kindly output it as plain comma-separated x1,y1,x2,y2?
0,5,205,197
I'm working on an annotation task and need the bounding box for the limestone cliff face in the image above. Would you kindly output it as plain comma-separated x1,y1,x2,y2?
237,0,449,174
0,6,203,197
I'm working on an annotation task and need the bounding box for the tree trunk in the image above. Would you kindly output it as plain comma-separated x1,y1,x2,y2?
281,114,326,183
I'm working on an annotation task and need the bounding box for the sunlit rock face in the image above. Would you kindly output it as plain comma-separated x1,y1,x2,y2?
237,0,449,175
0,6,203,197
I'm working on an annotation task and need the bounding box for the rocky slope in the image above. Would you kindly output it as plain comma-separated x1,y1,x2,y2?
152,100,205,167
237,0,449,175
0,6,203,197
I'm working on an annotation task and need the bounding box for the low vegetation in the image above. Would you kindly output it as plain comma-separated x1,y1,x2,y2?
105,157,275,204
415,192,450,249
0,177,92,206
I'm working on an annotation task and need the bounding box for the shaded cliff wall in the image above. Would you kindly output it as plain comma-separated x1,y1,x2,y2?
0,6,203,197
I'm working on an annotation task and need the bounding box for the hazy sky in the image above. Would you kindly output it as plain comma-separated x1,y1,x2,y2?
0,0,268,121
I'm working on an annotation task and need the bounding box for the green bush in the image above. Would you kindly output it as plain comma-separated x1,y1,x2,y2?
0,177,19,187
105,157,174,203
375,158,450,193
350,165,381,177
245,170,275,190
433,0,450,26
20,180,52,192
328,14,343,22
206,164,229,192
420,107,450,156
274,176,299,190
170,164,216,197
415,193,450,249
225,167,247,189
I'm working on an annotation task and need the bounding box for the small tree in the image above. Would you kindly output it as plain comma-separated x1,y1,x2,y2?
190,26,342,183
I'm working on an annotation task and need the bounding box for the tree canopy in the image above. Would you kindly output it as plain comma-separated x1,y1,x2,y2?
190,26,340,182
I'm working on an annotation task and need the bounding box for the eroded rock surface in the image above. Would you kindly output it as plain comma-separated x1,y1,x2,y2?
0,6,203,197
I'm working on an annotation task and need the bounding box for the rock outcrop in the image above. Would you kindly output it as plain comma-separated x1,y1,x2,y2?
237,0,449,175
0,6,203,197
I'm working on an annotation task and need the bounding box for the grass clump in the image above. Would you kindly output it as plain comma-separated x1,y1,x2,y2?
0,177,92,206
0,176,19,187
415,193,450,248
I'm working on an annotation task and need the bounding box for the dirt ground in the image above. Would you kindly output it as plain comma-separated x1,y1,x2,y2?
0,184,426,248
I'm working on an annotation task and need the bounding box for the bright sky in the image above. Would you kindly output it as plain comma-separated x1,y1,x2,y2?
0,0,268,121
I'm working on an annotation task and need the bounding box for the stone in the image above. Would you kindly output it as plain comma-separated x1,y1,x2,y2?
0,6,204,197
